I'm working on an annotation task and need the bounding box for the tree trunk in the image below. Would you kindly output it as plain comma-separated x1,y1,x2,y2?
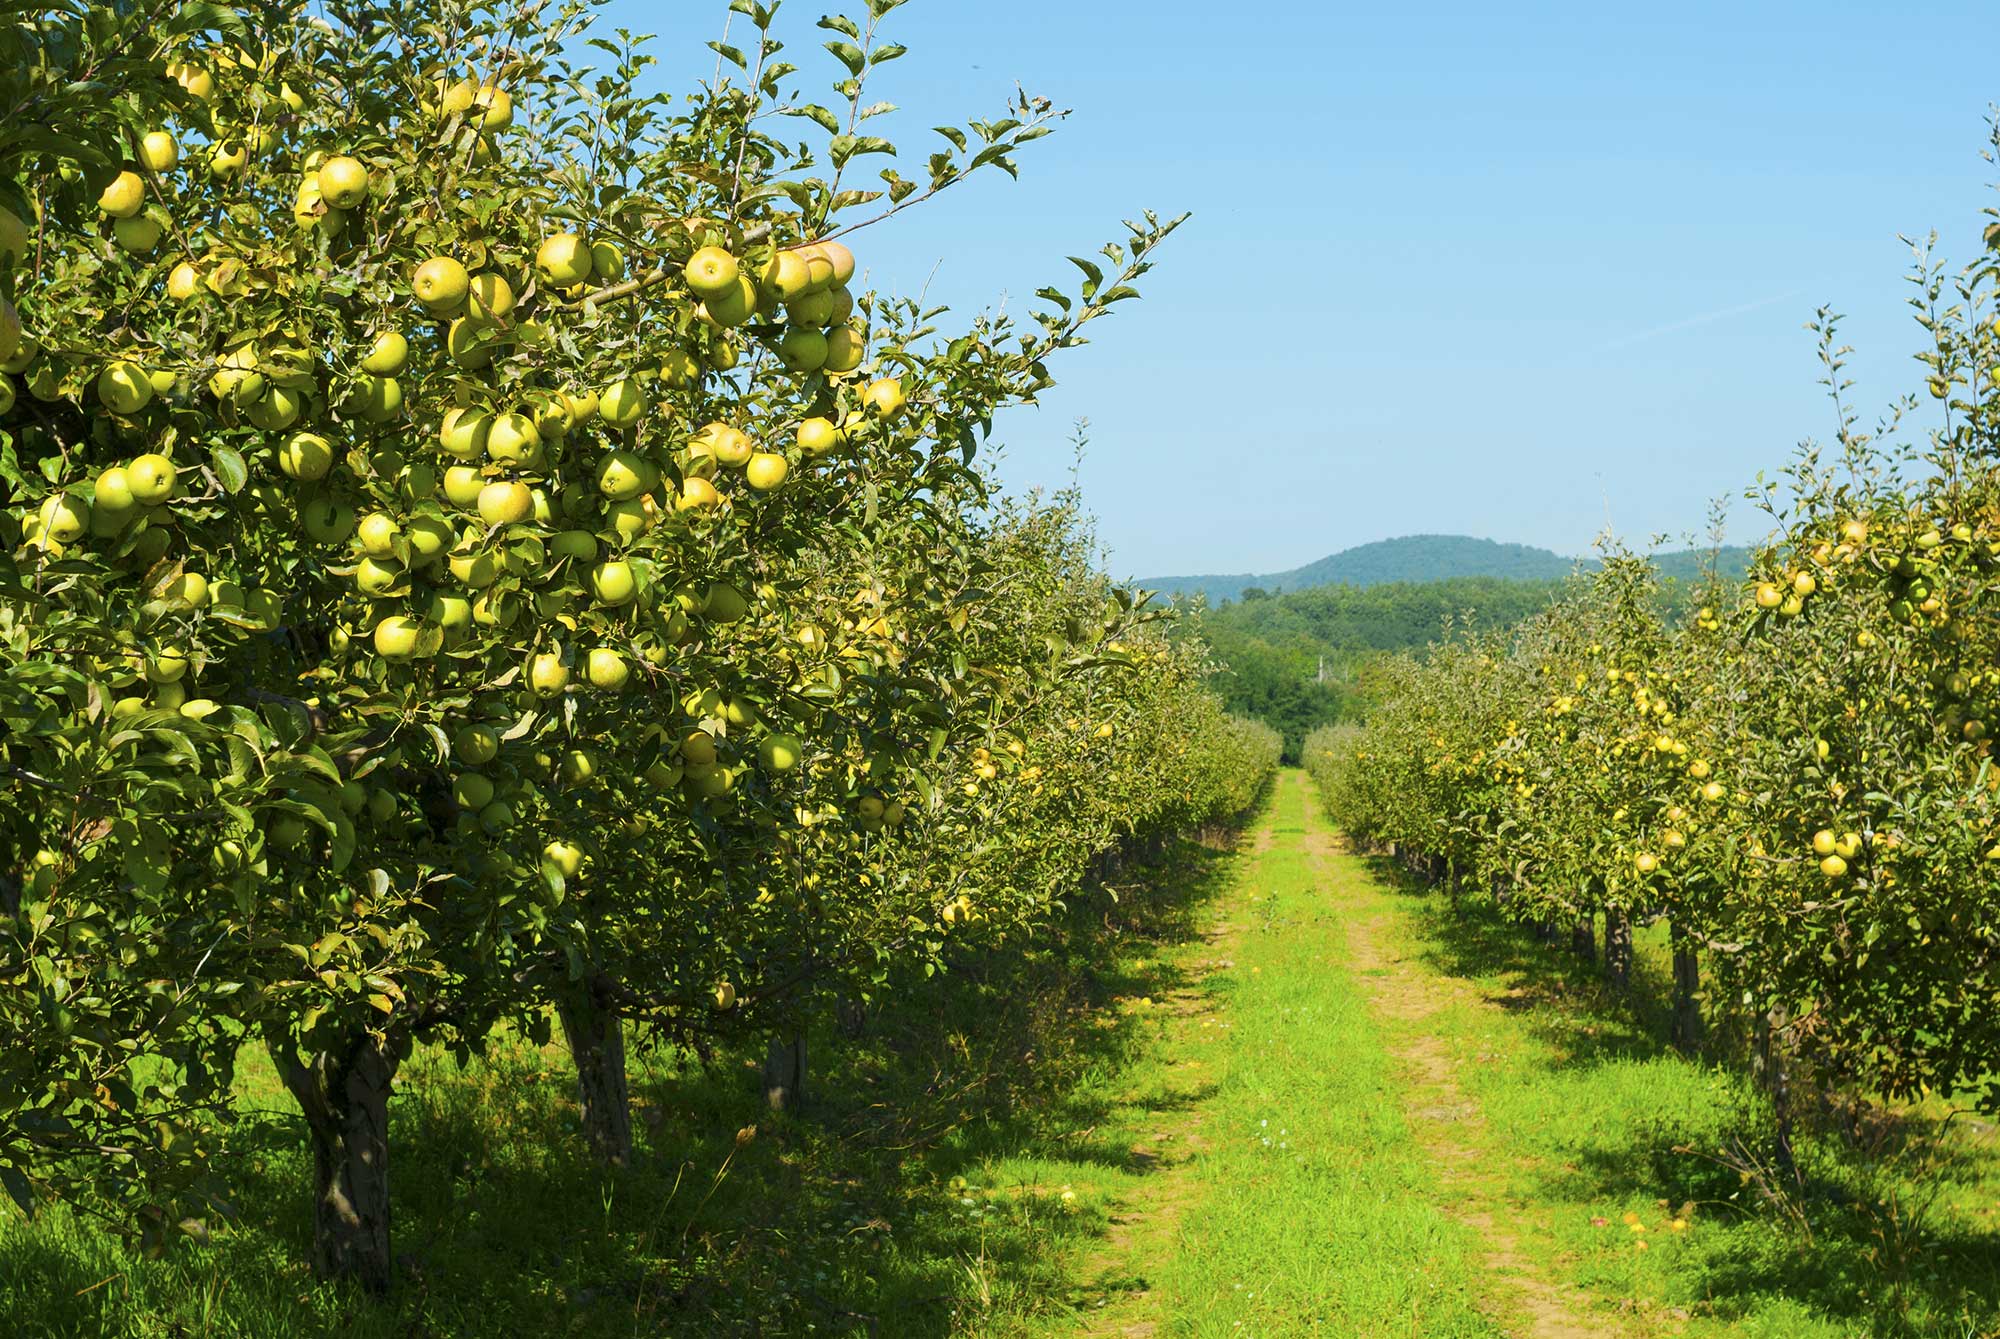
266,1025,407,1293
1669,920,1701,1052
835,994,867,1041
1755,1006,1798,1185
556,975,632,1166
762,1029,807,1111
1570,913,1595,963
1603,907,1633,990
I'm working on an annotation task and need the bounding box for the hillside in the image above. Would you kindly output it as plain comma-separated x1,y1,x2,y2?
1189,575,1568,761
1147,534,1750,605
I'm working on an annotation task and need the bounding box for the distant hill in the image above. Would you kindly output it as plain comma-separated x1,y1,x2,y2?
1145,534,1751,606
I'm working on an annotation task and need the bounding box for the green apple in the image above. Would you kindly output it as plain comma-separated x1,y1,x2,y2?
301,497,356,543
97,360,153,415
586,647,629,691
354,557,402,596
412,255,470,314
597,451,655,501
598,379,646,428
357,511,400,556
777,327,827,373
485,411,541,465
278,432,334,481
758,733,804,772
536,232,593,287
126,453,177,505
529,650,570,697
455,723,500,764
360,330,408,375
590,560,637,607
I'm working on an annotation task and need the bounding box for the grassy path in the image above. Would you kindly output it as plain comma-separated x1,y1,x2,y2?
1055,770,2000,1339
1048,770,1498,1335
1053,769,1667,1338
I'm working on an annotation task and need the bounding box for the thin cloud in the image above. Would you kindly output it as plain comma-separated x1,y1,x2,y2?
1601,291,1800,351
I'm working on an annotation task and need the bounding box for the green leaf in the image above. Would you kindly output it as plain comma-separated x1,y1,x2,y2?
0,1166,34,1219
825,40,866,76
784,104,842,134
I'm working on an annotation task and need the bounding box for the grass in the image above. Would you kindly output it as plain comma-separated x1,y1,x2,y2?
10,770,2000,1337
1371,858,2000,1338
1137,771,1499,1337
0,810,1251,1337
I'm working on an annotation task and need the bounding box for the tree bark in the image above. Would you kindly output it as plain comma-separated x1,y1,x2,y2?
1669,920,1701,1052
834,994,867,1041
1603,907,1633,990
266,1025,407,1293
1570,913,1595,963
1755,1006,1798,1185
762,1029,807,1111
556,974,632,1166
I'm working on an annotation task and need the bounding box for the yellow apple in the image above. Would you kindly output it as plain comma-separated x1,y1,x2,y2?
442,465,486,508
166,262,200,301
413,255,470,314
744,452,789,491
862,377,906,419
96,360,153,415
374,616,424,659
536,232,593,287
685,246,740,299
316,155,369,208
797,416,843,457
278,432,334,481
678,476,722,510
471,85,513,132
529,650,570,697
478,480,534,526
126,452,177,504
467,271,515,322
98,170,145,218
544,840,585,879
140,131,180,172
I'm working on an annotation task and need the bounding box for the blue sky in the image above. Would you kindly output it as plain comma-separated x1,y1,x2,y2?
600,1,1997,579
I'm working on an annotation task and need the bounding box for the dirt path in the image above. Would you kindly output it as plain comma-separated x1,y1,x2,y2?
1316,824,1653,1339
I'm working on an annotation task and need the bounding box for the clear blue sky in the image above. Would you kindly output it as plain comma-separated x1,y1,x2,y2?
601,0,1996,580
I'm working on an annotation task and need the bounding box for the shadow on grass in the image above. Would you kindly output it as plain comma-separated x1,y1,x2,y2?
0,822,1250,1339
1359,857,2000,1339
633,830,1246,1336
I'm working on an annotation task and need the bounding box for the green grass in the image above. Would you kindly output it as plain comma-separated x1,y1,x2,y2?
1140,771,1499,1336
11,771,2000,1337
0,816,1250,1337
1370,857,2000,1338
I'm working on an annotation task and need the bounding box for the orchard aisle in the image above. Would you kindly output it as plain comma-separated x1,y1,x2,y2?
1066,771,1660,1339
